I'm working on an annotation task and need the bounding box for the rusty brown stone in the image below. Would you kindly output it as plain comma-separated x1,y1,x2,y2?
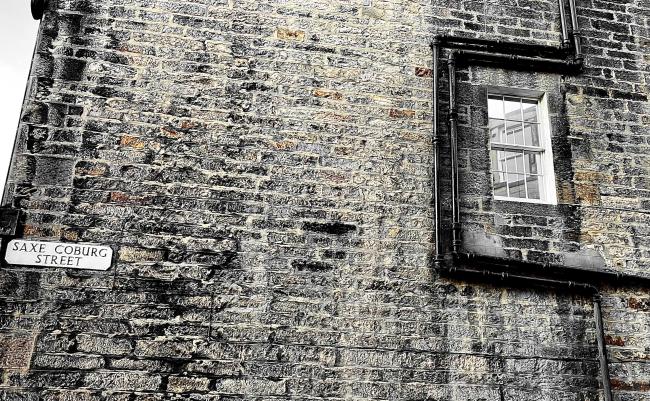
415,67,433,77
605,335,625,346
276,28,305,41
574,183,601,205
611,379,650,391
75,162,108,177
161,127,182,138
628,297,650,312
272,140,297,150
313,89,343,100
389,109,416,118
119,135,146,149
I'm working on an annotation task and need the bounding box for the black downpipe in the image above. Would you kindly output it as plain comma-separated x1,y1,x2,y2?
432,39,444,269
447,51,461,254
558,0,571,48
593,295,614,401
568,0,583,62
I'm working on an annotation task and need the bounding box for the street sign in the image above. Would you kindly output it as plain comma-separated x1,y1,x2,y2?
5,239,113,270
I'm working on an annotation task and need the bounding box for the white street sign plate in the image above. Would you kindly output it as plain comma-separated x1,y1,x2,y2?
5,239,113,271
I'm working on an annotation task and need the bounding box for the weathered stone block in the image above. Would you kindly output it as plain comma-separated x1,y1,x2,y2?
0,334,35,369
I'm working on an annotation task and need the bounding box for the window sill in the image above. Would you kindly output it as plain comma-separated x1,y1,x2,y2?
493,196,557,205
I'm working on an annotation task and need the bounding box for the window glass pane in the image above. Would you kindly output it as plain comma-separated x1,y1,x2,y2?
515,151,524,173
504,97,521,121
525,152,541,174
496,150,506,172
493,172,508,197
524,122,540,146
527,176,541,199
505,151,524,174
489,119,505,143
506,120,524,145
488,96,504,119
487,94,553,203
507,173,526,198
522,99,538,122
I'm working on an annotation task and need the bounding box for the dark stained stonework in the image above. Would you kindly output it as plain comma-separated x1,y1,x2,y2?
1,0,649,400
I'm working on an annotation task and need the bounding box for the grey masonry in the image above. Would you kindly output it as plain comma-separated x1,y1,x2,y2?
0,0,649,400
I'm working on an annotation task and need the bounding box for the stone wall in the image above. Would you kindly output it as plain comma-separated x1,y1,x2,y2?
1,0,649,400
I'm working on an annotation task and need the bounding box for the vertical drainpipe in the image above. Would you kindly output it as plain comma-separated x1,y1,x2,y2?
557,0,571,48
593,294,614,401
432,39,443,268
447,51,461,254
567,0,583,63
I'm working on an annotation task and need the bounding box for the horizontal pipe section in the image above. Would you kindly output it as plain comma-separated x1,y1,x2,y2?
438,265,598,294
437,34,568,58
455,49,582,73
454,252,650,288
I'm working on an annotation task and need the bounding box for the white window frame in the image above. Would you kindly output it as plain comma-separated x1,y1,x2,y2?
487,89,557,205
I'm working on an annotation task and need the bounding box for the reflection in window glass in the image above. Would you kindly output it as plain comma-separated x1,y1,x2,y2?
505,120,524,145
527,176,541,199
522,99,538,122
508,173,526,198
488,96,505,119
493,171,508,197
489,119,505,142
504,97,521,120
523,122,540,147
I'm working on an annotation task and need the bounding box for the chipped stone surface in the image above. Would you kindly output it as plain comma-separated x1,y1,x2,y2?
0,0,649,399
